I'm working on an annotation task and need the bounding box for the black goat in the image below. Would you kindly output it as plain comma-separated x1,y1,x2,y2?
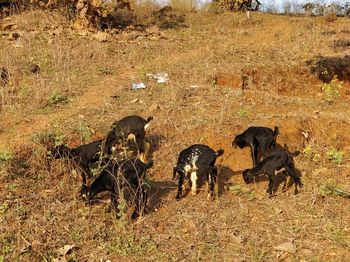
242,148,302,196
52,140,102,195
173,144,224,200
104,115,153,162
87,158,153,219
232,126,279,167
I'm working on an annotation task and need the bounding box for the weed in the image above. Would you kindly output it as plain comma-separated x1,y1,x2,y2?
32,131,66,147
325,226,349,246
117,193,128,225
74,123,94,143
48,90,67,105
322,76,343,103
0,151,11,162
236,108,249,118
319,179,350,198
8,184,17,191
326,148,344,165
227,183,255,199
0,202,10,214
303,144,321,162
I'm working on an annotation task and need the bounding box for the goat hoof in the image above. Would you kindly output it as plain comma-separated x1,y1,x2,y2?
207,193,214,201
80,185,87,195
175,194,182,200
190,191,197,196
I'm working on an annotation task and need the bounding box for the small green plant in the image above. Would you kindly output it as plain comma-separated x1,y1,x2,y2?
32,131,66,147
236,108,249,118
0,202,10,214
325,226,348,245
0,152,11,162
319,179,350,198
75,124,94,143
326,148,344,164
48,90,66,104
117,191,128,225
227,183,255,199
303,144,321,162
322,76,343,103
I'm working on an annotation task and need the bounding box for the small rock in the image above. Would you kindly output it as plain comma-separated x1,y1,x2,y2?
57,244,74,256
29,63,40,74
274,242,296,254
91,32,110,42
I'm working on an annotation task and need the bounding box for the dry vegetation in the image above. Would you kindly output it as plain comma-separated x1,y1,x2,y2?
1,5,350,262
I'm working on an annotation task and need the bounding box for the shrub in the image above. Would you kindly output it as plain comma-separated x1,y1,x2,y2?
326,148,344,165
322,76,343,103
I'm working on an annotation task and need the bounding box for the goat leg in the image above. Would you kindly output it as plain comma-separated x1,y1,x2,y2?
267,172,275,196
176,172,185,200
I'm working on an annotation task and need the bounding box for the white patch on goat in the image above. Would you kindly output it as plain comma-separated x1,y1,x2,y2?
127,134,136,142
111,145,116,152
275,167,286,176
144,123,150,130
190,171,197,196
184,164,192,174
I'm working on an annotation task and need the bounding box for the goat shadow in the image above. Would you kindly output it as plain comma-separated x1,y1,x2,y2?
145,179,177,214
217,165,241,196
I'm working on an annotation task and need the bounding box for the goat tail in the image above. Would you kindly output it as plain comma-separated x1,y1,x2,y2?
146,116,153,123
215,149,224,157
273,126,279,136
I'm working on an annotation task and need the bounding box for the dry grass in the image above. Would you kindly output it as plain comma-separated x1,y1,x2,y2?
1,8,350,261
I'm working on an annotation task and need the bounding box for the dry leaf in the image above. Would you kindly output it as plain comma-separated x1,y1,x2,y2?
274,242,296,254
57,244,75,256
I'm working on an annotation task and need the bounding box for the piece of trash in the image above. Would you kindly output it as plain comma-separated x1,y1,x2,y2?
274,242,296,254
146,73,169,83
154,73,169,83
131,82,146,90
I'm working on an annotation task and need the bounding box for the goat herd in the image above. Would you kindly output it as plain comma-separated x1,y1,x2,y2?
52,115,303,219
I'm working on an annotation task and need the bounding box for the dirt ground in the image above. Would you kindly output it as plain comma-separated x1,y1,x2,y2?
1,8,350,262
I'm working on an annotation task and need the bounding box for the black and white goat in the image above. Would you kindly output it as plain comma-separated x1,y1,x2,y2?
52,140,102,195
86,157,153,219
242,148,302,196
173,144,224,200
104,115,153,162
232,126,279,167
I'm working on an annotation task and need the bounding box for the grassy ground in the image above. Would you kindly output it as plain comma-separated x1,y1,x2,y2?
1,8,350,261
